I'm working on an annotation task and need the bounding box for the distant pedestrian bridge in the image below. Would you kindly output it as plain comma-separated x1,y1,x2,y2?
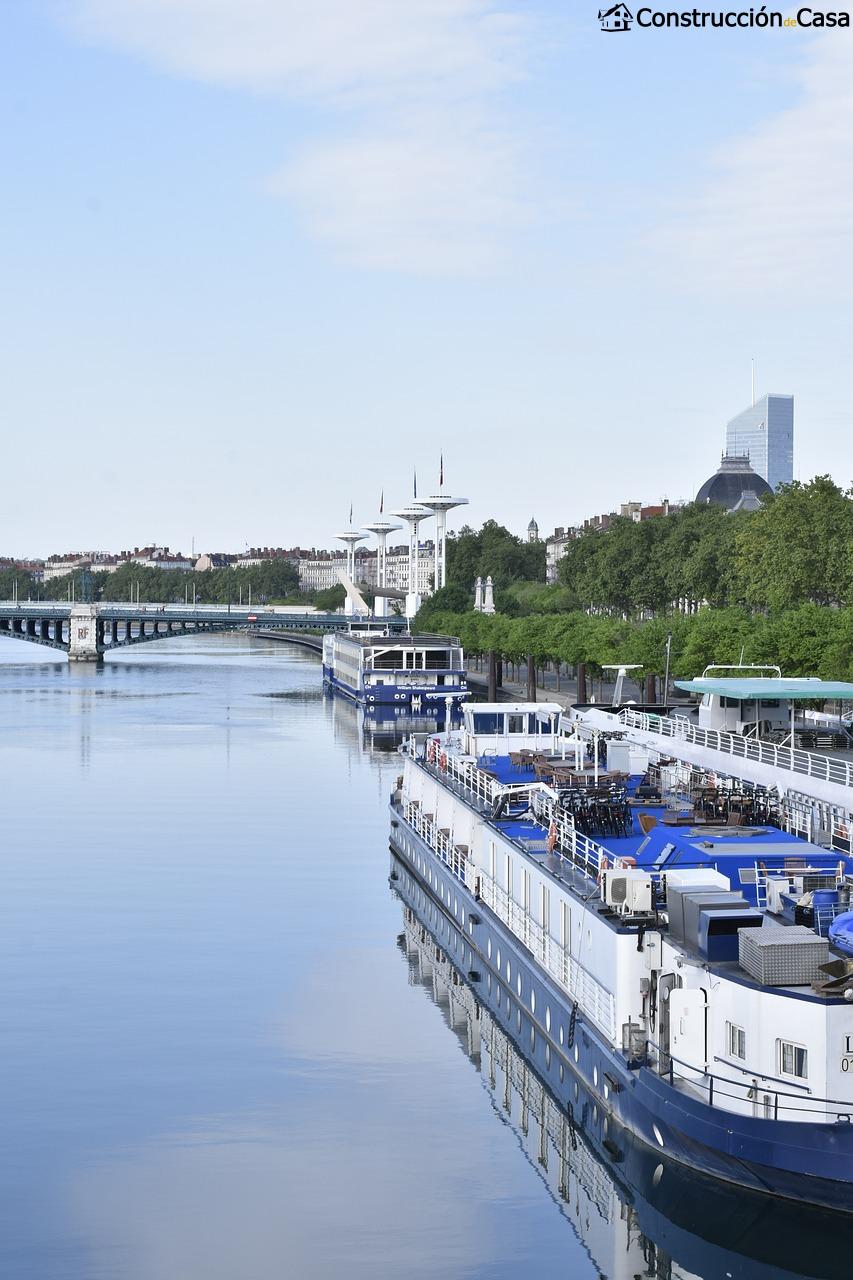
0,602,355,662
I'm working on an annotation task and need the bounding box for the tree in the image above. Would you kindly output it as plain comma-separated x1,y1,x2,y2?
734,477,853,609
445,521,545,591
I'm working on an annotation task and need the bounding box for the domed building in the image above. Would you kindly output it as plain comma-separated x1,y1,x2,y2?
696,454,772,513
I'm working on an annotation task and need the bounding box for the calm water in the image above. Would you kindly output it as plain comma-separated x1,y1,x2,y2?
0,634,848,1279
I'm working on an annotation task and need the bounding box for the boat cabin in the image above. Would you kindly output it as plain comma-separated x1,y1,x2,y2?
461,702,563,756
674,667,853,744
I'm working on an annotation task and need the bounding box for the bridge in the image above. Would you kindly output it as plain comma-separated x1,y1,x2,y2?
0,602,404,661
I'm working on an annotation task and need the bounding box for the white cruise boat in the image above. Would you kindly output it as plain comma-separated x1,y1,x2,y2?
323,630,466,708
389,689,853,1213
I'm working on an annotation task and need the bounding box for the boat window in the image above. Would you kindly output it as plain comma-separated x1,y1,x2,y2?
761,700,780,709
507,714,525,735
473,712,502,734
779,1040,808,1079
721,696,740,708
727,1022,746,1060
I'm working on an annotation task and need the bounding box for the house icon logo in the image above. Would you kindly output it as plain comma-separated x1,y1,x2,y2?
598,3,633,31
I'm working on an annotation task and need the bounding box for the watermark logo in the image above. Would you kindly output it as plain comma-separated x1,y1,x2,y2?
598,6,850,30
599,3,633,31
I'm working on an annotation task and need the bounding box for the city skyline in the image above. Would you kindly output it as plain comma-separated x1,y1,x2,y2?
2,5,851,558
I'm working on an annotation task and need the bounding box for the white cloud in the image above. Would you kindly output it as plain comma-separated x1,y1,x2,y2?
276,114,527,272
648,32,853,297
63,0,532,272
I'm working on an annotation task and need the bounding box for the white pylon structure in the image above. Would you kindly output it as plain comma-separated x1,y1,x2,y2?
483,575,495,614
392,504,432,619
474,576,483,611
418,489,468,592
362,518,401,619
334,528,367,616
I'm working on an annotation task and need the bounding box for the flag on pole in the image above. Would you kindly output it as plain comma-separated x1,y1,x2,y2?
379,489,384,514
439,453,444,488
349,502,353,525
413,468,418,500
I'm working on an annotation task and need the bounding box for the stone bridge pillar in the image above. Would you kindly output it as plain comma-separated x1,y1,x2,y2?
69,604,101,662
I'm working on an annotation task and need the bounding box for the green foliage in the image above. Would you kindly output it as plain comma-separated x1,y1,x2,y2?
415,605,853,683
446,520,545,592
733,477,853,609
555,481,853,616
312,585,347,611
0,568,39,600
37,558,300,605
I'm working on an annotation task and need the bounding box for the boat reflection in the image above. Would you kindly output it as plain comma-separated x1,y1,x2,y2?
390,853,853,1280
326,687,462,754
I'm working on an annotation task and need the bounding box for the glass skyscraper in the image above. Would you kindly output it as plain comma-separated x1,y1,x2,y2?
724,393,794,491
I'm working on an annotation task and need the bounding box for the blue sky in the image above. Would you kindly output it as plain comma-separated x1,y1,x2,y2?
2,2,851,557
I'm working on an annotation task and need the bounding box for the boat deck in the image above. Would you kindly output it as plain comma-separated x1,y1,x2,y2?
466,752,846,899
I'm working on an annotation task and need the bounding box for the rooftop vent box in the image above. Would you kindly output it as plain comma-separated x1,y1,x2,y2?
603,869,653,916
698,909,763,962
666,882,733,944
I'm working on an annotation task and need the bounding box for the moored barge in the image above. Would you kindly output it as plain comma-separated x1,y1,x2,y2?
390,697,853,1212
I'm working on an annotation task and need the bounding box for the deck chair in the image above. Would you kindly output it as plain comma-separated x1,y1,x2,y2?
639,813,657,835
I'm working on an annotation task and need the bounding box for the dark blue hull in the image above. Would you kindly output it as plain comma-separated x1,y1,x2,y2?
324,669,467,706
390,802,853,1214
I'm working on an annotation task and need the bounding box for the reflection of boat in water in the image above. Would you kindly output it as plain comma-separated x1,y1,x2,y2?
326,686,462,754
391,855,853,1280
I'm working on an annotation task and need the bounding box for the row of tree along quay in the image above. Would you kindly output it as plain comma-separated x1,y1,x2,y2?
415,478,853,697
0,558,301,605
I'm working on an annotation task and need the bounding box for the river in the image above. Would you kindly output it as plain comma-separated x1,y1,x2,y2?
0,633,848,1279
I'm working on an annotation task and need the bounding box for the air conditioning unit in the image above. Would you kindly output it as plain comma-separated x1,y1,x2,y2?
603,869,653,915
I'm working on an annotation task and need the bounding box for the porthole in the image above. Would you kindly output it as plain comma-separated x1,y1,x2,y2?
487,973,492,994
496,987,501,1008
653,1124,665,1148
559,1063,564,1083
546,1006,551,1033
487,938,492,959
496,948,501,971
653,1164,664,1188
454,896,458,916
530,1025,535,1051
604,1082,610,1101
506,960,511,984
516,974,522,998
530,989,536,1016
593,1105,598,1126
545,1044,551,1069
559,1024,564,1046
574,1080,579,1101
574,1044,579,1064
516,1007,522,1032
593,1066,598,1088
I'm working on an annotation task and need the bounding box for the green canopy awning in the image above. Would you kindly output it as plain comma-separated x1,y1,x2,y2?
674,678,853,700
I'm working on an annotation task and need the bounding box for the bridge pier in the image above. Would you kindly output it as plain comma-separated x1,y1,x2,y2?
68,604,102,662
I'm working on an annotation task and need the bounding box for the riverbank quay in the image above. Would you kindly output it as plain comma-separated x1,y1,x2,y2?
464,660,644,709
247,629,323,652
253,630,641,709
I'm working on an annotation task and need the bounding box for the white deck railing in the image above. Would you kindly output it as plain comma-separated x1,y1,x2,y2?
478,871,616,1041
403,795,617,1042
619,708,853,791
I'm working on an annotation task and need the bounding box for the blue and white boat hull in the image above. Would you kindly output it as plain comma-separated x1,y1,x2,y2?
390,800,853,1214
